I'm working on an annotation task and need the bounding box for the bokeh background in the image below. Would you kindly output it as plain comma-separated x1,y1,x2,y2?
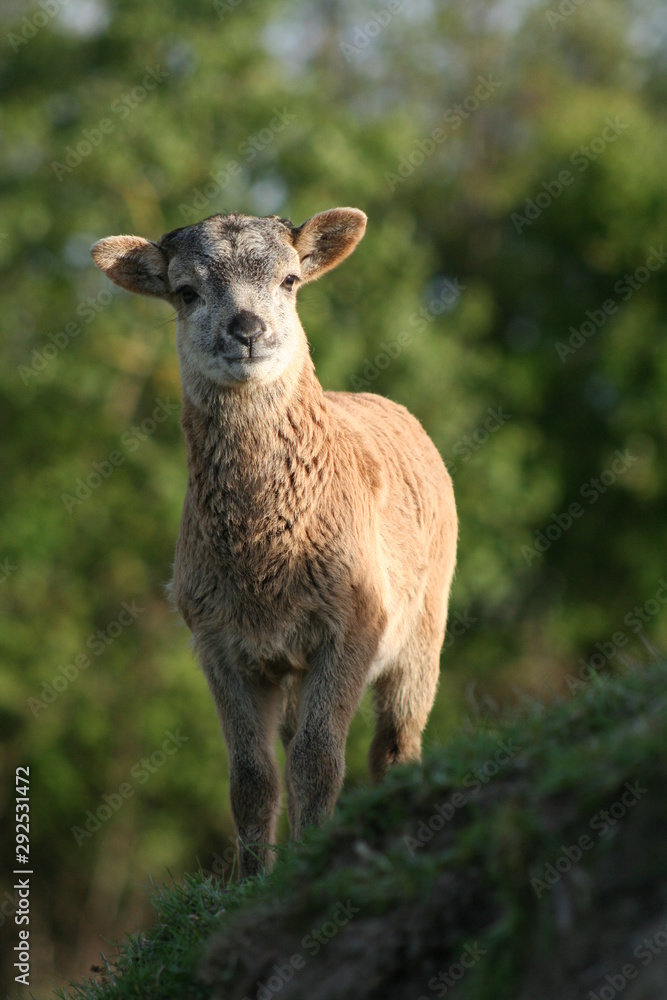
1,0,666,994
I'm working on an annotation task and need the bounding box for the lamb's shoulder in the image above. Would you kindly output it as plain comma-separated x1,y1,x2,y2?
324,389,452,513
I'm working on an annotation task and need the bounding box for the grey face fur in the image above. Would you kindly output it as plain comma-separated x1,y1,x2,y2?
162,214,305,391
91,208,368,402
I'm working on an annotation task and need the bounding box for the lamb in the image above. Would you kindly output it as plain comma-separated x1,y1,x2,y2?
91,208,457,877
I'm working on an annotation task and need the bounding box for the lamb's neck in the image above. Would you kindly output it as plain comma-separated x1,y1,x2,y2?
181,359,334,537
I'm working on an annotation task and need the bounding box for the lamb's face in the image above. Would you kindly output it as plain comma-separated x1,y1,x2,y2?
91,207,367,398
161,215,307,389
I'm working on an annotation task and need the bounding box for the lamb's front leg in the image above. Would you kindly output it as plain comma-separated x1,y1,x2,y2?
200,646,283,878
287,637,370,838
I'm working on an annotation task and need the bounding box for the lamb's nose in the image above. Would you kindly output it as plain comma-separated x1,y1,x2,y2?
228,310,266,346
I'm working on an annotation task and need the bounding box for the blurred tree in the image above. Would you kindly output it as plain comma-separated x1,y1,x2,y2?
0,0,665,993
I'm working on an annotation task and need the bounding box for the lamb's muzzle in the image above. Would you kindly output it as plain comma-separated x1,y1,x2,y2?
91,207,458,878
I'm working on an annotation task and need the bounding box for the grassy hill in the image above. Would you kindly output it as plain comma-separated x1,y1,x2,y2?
58,662,667,1000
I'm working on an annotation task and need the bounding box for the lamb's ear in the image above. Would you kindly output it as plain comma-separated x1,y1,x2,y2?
90,235,169,298
291,208,367,284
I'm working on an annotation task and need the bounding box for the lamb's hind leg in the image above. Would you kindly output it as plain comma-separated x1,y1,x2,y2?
368,642,440,783
200,646,284,878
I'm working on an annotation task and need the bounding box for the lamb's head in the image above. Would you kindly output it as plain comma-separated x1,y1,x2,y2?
91,208,366,397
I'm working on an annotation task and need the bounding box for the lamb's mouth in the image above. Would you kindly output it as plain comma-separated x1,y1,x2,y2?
220,353,271,364
213,336,277,363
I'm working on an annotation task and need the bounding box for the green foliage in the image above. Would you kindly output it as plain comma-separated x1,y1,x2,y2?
1,0,666,993
56,662,667,1000
55,871,263,1000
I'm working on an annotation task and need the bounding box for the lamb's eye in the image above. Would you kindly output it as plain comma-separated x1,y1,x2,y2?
177,285,199,305
281,274,299,290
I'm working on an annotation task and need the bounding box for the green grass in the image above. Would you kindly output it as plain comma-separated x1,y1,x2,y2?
57,661,667,1000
